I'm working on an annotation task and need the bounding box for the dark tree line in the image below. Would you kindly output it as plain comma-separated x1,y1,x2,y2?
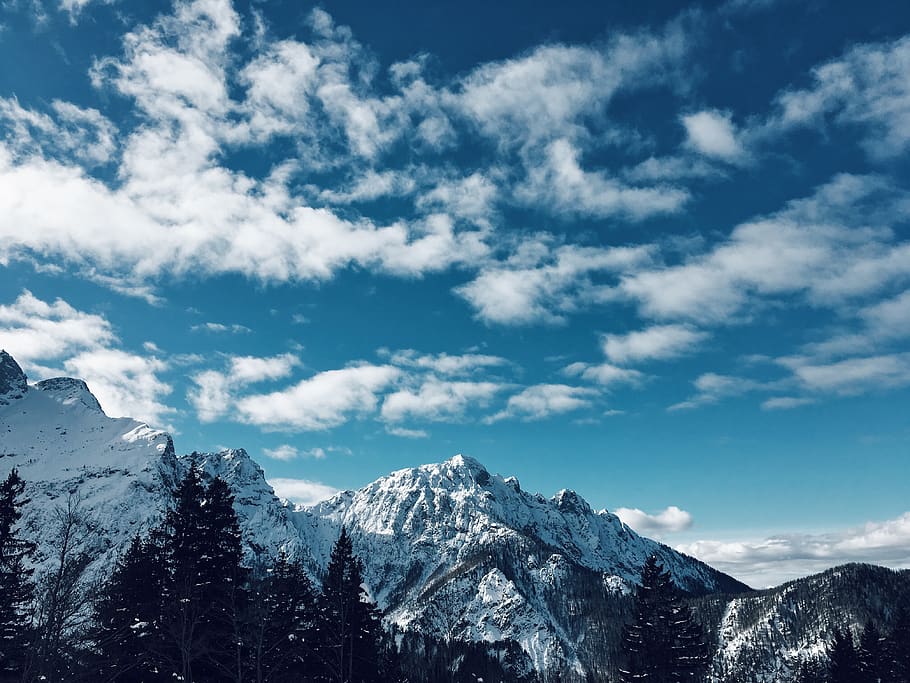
798,613,910,683
0,467,397,683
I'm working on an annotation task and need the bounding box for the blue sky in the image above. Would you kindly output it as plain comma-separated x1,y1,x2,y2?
0,0,909,586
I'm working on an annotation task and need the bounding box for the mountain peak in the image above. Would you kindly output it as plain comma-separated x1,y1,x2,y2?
35,377,103,412
0,350,27,406
552,488,593,515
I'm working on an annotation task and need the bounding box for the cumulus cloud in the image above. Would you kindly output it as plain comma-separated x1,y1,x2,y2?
678,512,910,588
782,353,910,396
619,174,910,323
615,506,694,535
0,290,174,426
381,379,505,423
515,138,689,220
188,353,300,422
0,290,114,365
0,97,117,165
457,242,654,325
681,109,744,161
235,364,400,430
562,361,643,388
669,372,774,411
63,349,174,425
268,477,341,506
767,34,910,159
602,324,708,364
487,384,598,422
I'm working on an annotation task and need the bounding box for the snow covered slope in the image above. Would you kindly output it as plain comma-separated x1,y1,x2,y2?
297,454,747,676
0,350,302,580
0,349,747,681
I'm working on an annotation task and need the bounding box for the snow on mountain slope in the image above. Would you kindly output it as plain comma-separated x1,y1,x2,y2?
0,350,302,580
0,349,748,681
297,454,748,677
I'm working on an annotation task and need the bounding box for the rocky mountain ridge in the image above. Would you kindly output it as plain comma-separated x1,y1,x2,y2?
6,349,901,681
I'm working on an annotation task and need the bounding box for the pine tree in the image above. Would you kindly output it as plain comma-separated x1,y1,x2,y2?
91,533,167,681
157,466,247,682
196,476,247,682
0,469,35,681
245,552,317,682
828,627,861,683
888,608,910,683
857,619,884,683
619,556,710,683
315,527,386,683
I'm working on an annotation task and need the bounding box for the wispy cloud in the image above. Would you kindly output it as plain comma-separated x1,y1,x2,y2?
679,511,910,588
487,384,598,422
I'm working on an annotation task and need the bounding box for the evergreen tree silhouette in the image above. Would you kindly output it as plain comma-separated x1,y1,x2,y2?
857,619,884,683
91,533,167,681
158,465,247,682
315,526,384,683
888,608,910,683
0,469,35,681
245,551,318,682
828,627,861,683
619,556,710,683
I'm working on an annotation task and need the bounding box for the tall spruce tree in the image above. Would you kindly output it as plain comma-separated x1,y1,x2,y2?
91,533,168,681
158,466,246,682
315,527,385,683
245,551,317,682
619,556,710,683
828,627,861,683
889,607,910,683
857,619,884,683
0,469,35,681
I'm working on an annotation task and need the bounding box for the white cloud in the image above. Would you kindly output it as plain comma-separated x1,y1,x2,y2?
681,109,744,161
615,505,694,535
235,364,401,430
457,242,654,325
188,353,300,422
678,511,910,588
862,289,910,339
669,372,772,411
515,138,689,220
0,97,117,165
386,426,429,439
601,324,708,364
455,23,689,150
620,174,910,323
0,290,114,366
262,444,329,460
563,361,643,388
384,349,508,376
268,477,340,506
381,379,504,423
783,353,910,396
0,290,174,427
761,396,815,410
191,322,251,334
768,35,910,159
62,349,174,426
487,384,598,422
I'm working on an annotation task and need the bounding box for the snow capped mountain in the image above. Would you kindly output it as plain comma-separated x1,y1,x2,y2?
296,454,745,674
0,350,748,680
